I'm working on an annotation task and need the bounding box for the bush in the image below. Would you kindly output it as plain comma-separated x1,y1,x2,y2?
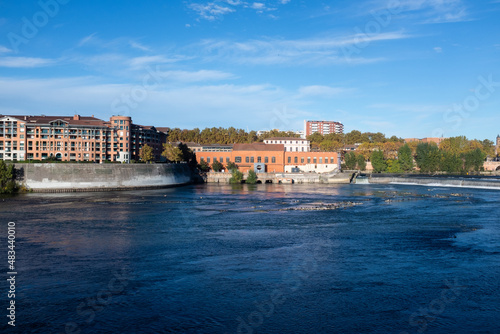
246,170,258,184
229,169,243,184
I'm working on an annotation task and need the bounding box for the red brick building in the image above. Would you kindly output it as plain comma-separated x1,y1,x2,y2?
197,143,339,173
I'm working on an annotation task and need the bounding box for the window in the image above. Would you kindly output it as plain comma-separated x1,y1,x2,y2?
250,157,254,163
302,147,304,152
246,157,249,163
307,157,311,163
265,157,269,163
331,157,334,163
257,156,261,163
226,157,230,163
207,157,210,163
301,157,304,163
220,157,223,163
319,157,322,164
294,157,298,163
235,156,242,163
200,157,204,161
272,157,276,163
313,157,317,164
288,157,291,163
213,157,217,162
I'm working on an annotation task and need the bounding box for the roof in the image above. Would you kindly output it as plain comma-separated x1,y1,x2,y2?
264,137,306,141
1,115,108,127
233,143,284,151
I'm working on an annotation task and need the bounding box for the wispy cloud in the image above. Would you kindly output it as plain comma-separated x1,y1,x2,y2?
196,31,410,65
159,70,236,82
77,33,98,47
127,55,184,70
372,0,469,23
0,57,56,68
297,85,353,98
0,45,12,54
129,41,151,52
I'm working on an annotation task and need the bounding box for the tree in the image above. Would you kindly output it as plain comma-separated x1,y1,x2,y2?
229,169,243,184
140,144,154,163
246,169,258,184
212,160,223,172
440,152,463,174
463,148,486,173
398,144,414,172
344,152,357,170
198,160,210,172
0,161,17,194
356,154,366,171
162,143,183,162
370,150,387,173
386,159,402,173
320,140,342,152
226,161,238,171
415,143,440,174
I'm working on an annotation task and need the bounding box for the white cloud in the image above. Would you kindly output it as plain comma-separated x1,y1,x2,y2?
0,57,56,68
251,2,265,10
0,76,335,130
433,46,442,53
188,0,288,20
189,2,235,20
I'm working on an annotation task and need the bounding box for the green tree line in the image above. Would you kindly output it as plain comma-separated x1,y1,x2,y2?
167,127,299,145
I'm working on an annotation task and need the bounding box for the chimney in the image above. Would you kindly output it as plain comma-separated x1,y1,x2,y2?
73,114,80,121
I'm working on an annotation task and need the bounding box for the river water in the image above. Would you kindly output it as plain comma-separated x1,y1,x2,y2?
1,183,499,333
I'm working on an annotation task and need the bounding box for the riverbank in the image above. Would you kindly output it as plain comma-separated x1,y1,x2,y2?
13,163,193,192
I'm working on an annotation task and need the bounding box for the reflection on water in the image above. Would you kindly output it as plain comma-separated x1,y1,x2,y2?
0,183,499,333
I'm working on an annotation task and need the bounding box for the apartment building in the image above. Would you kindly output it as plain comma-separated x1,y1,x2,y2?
0,114,167,162
304,120,344,137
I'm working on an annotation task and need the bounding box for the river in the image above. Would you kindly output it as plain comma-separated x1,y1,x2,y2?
1,183,499,333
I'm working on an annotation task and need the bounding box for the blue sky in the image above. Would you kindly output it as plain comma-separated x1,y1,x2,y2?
1,0,499,140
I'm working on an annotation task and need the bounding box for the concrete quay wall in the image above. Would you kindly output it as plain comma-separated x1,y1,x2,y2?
366,176,500,189
206,172,351,184
14,163,193,192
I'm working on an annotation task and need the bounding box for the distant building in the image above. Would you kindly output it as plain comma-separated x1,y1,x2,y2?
263,137,310,152
496,135,500,156
304,120,344,137
404,137,446,146
0,114,167,163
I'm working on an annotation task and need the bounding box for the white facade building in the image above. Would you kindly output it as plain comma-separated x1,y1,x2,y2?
263,137,310,152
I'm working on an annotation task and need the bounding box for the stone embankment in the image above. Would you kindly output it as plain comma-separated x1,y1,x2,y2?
206,171,352,184
13,163,193,192
356,174,500,189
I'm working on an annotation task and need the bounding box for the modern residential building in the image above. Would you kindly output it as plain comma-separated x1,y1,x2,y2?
263,137,310,152
304,120,344,137
196,142,339,173
0,114,167,163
